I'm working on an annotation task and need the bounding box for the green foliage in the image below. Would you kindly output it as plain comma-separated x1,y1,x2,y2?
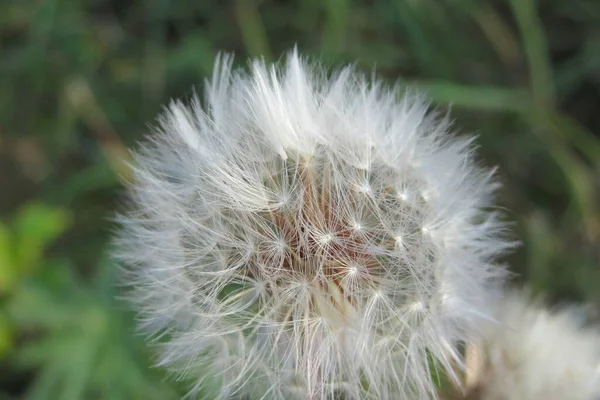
7,257,181,400
0,203,71,361
1,0,599,397
0,203,70,295
0,202,181,398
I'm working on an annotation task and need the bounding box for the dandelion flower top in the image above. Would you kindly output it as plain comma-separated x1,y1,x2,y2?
116,50,511,399
472,291,600,400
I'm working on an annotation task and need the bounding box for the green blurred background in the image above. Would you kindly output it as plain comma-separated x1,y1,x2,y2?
1,0,599,398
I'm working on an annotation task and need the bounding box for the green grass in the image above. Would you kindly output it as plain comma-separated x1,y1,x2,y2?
1,0,599,398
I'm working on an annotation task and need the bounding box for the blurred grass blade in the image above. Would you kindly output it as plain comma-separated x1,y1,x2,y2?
393,0,448,77
469,3,520,67
415,81,530,112
510,0,555,107
234,0,272,61
545,141,596,229
63,78,131,178
321,0,350,54
547,112,600,166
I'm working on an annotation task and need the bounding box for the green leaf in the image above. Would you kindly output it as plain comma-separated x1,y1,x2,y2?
13,203,71,272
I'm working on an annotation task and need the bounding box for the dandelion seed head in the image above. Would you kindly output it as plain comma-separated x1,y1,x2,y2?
115,49,512,399
473,291,600,400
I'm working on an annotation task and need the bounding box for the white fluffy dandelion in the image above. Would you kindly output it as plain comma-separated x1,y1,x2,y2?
469,291,600,400
115,50,512,399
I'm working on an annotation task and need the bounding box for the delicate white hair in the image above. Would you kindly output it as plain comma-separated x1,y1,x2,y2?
114,49,512,399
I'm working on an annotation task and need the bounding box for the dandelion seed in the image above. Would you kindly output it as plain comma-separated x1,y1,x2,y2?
317,232,334,245
114,49,512,399
398,191,409,201
351,222,362,232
